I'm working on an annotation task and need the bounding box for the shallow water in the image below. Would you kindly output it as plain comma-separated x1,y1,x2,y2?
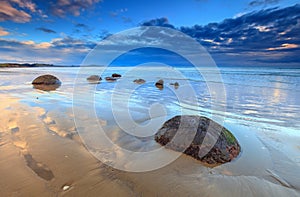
0,66,299,196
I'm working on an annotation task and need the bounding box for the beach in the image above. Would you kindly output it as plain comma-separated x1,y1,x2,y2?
0,66,299,196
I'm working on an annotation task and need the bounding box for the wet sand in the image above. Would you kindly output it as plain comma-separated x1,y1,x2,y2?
0,94,299,197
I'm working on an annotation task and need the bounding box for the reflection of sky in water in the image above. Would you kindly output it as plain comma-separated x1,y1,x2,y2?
0,66,299,133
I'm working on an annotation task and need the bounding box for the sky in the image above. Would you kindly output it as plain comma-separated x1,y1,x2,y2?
0,0,299,67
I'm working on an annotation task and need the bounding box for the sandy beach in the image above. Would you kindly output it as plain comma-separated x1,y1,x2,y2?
0,67,299,196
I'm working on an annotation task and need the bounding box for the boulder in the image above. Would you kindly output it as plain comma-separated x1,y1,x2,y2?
87,75,102,83
155,79,164,90
105,77,117,82
133,79,146,84
155,115,240,165
32,74,61,91
112,73,122,78
170,82,179,89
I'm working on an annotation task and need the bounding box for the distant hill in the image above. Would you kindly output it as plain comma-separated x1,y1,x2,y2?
0,63,55,67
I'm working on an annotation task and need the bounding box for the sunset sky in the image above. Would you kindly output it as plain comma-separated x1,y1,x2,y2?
0,0,299,67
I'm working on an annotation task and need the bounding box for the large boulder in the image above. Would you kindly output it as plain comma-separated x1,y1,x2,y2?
155,115,240,165
32,74,61,91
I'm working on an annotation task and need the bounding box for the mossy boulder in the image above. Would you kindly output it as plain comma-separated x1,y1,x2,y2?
155,115,240,165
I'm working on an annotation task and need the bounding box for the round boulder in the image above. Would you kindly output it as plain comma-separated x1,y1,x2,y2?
32,74,61,91
170,82,179,89
155,115,240,165
133,79,146,84
155,79,164,90
112,73,122,78
87,75,102,83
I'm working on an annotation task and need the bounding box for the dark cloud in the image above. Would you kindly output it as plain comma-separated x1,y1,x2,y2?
249,0,280,7
97,29,112,40
36,27,57,34
141,17,175,29
75,23,88,28
73,23,94,36
140,4,300,66
51,36,96,49
51,0,101,17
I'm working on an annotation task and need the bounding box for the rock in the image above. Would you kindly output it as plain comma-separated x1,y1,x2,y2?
133,79,146,84
32,74,61,91
155,115,240,165
105,77,117,82
155,79,164,90
170,82,179,89
112,73,121,78
87,75,102,83
62,185,71,191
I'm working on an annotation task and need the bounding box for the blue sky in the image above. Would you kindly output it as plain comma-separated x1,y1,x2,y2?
0,0,299,66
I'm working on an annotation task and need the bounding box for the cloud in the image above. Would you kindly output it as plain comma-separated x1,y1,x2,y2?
0,35,97,64
108,8,132,24
36,27,57,34
138,4,300,66
10,0,37,12
51,0,101,17
0,1,32,22
267,43,298,51
249,0,280,7
75,23,88,28
178,4,300,65
0,27,9,36
109,8,128,17
141,17,175,29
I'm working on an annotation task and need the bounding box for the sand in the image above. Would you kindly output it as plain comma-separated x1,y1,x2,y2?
0,94,299,197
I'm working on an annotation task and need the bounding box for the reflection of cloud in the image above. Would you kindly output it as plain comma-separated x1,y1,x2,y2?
271,76,286,104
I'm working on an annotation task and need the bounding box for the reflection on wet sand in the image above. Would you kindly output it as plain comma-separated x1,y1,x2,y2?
0,94,299,196
24,153,54,181
33,83,61,91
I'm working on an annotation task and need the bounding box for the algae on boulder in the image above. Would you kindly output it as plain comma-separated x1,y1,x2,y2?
155,115,240,165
